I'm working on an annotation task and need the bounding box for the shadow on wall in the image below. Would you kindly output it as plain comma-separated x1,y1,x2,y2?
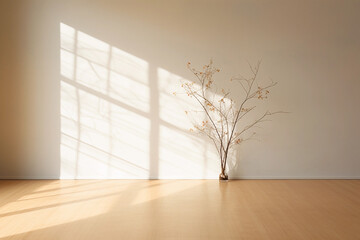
60,23,219,179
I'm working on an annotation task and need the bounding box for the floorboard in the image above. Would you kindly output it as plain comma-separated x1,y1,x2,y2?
0,180,359,239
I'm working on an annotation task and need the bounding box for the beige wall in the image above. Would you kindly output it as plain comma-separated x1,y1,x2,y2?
1,0,359,179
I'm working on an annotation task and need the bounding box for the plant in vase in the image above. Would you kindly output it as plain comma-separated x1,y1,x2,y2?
175,60,284,180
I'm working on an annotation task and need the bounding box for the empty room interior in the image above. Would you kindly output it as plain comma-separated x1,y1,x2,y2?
1,0,360,239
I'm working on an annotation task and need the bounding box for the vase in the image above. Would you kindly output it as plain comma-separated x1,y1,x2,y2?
219,172,228,181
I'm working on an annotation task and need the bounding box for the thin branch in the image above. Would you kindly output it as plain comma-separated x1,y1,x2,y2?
180,60,285,175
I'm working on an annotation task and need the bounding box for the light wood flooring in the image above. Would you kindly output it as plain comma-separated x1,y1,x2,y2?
0,180,359,239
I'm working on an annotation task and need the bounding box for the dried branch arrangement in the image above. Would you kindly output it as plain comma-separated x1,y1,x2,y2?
175,60,284,180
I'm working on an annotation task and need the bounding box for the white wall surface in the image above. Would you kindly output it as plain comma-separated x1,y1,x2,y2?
0,0,359,179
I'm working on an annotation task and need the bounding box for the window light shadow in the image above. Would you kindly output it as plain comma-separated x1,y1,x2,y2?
0,180,209,239
60,22,219,179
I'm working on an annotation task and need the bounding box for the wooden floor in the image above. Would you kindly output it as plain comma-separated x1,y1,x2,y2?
0,180,359,240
